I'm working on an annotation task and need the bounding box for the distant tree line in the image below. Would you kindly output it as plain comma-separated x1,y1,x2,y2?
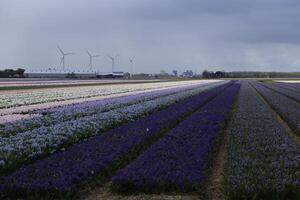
202,70,300,78
226,71,300,78
202,70,226,78
181,70,194,77
0,68,25,78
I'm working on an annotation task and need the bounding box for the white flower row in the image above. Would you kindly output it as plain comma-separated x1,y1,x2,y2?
0,79,159,87
0,80,219,109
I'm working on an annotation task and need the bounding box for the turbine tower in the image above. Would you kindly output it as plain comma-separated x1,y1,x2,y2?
129,57,135,78
87,51,100,71
57,46,74,71
108,54,118,73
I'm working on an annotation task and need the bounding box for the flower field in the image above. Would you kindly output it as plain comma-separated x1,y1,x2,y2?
0,79,299,200
225,82,300,200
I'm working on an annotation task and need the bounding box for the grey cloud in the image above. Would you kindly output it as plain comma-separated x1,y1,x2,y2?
0,0,300,73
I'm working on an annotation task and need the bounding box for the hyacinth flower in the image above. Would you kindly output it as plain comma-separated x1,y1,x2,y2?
0,82,233,198
111,83,240,194
225,81,300,200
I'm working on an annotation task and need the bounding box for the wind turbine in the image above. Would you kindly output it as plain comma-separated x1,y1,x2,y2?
129,57,135,78
108,54,118,73
87,51,100,71
57,46,74,71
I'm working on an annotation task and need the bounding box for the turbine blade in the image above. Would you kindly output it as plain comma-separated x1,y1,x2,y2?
129,57,134,62
87,51,91,57
60,57,63,65
57,46,64,55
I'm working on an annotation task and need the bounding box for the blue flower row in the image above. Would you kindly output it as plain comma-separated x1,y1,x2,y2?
225,81,300,200
111,83,240,193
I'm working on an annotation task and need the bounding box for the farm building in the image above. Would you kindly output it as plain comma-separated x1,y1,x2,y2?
24,71,124,79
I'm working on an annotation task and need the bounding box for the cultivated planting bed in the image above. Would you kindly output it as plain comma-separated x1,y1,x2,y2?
0,80,299,200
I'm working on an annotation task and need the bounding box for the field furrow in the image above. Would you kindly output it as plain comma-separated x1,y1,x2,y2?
273,82,300,93
259,82,300,103
251,81,300,136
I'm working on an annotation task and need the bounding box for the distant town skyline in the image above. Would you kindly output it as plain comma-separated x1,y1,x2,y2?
1,0,300,73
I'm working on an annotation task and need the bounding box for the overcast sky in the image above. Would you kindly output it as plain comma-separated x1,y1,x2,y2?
1,0,300,73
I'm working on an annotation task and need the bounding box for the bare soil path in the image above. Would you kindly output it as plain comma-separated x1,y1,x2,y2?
83,184,199,200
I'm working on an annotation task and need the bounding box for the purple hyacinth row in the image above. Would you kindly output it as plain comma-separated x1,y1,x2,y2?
225,81,300,199
259,82,300,103
251,81,300,135
1,82,215,135
0,82,233,196
273,82,300,93
111,83,240,193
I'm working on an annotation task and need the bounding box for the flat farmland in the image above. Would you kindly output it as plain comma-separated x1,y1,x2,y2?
0,80,299,200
